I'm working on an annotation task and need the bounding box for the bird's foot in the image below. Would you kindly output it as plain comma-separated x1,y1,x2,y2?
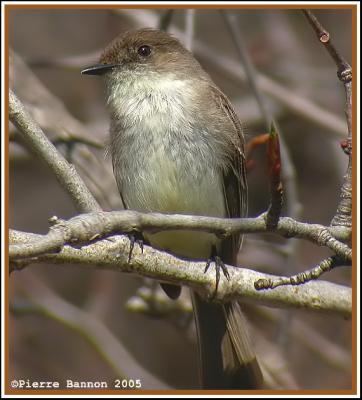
204,247,230,299
127,231,145,263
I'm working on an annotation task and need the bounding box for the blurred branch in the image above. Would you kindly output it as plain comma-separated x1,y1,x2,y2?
33,10,347,137
255,306,351,371
126,283,193,323
116,8,347,138
221,9,300,236
9,229,351,317
9,211,352,262
221,10,272,129
10,49,121,210
184,9,196,52
12,275,170,389
9,90,101,213
158,9,175,31
126,288,300,389
302,10,352,229
10,49,103,148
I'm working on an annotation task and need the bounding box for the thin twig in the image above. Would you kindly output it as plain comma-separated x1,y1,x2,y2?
302,10,352,79
255,256,349,290
158,9,175,31
184,9,196,52
221,10,272,129
221,10,301,346
8,90,101,213
220,9,301,226
302,10,352,229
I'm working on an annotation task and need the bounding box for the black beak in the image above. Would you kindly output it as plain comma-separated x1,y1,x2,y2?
81,64,118,76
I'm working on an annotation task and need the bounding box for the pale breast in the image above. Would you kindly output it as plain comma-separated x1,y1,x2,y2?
124,141,225,259
108,71,227,258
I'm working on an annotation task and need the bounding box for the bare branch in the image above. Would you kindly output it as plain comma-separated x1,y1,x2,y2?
302,10,352,78
302,10,352,229
9,211,352,262
221,10,272,129
254,256,349,290
12,274,170,389
10,230,351,318
220,10,301,238
10,50,120,210
184,9,196,52
8,90,101,213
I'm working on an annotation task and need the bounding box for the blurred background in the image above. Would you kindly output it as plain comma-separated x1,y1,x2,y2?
8,6,352,390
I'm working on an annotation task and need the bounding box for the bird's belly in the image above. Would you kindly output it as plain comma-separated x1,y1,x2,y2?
121,149,226,259
149,230,218,260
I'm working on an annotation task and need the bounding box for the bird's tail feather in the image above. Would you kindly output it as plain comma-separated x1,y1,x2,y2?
192,292,263,389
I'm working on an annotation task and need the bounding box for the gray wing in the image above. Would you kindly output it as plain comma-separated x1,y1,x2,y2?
207,86,262,388
210,85,248,265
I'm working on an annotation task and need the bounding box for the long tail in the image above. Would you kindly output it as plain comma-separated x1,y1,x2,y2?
192,292,263,389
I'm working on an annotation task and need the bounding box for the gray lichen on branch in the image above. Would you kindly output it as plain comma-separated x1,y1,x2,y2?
10,229,351,318
9,211,352,262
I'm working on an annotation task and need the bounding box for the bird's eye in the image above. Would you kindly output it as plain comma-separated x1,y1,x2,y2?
137,45,152,57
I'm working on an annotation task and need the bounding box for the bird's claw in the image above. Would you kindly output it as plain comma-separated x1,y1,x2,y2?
128,231,144,263
204,251,230,299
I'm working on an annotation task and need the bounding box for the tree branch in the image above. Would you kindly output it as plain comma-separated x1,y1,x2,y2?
11,275,170,389
9,211,352,262
184,9,196,52
8,90,101,213
255,256,349,290
221,11,299,227
302,10,352,229
10,229,351,318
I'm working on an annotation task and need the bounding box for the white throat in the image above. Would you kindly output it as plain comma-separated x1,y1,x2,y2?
106,70,195,125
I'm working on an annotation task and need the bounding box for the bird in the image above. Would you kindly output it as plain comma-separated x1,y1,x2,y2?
82,28,262,389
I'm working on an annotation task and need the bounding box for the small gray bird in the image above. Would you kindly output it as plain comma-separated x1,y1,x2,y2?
82,28,262,389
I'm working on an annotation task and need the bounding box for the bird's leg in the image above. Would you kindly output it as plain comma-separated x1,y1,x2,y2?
127,231,145,263
204,245,230,299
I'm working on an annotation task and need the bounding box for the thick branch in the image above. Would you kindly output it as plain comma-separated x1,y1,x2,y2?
8,90,101,213
9,211,352,262
10,230,351,318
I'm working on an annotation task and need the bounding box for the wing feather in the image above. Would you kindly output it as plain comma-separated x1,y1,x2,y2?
210,85,248,264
